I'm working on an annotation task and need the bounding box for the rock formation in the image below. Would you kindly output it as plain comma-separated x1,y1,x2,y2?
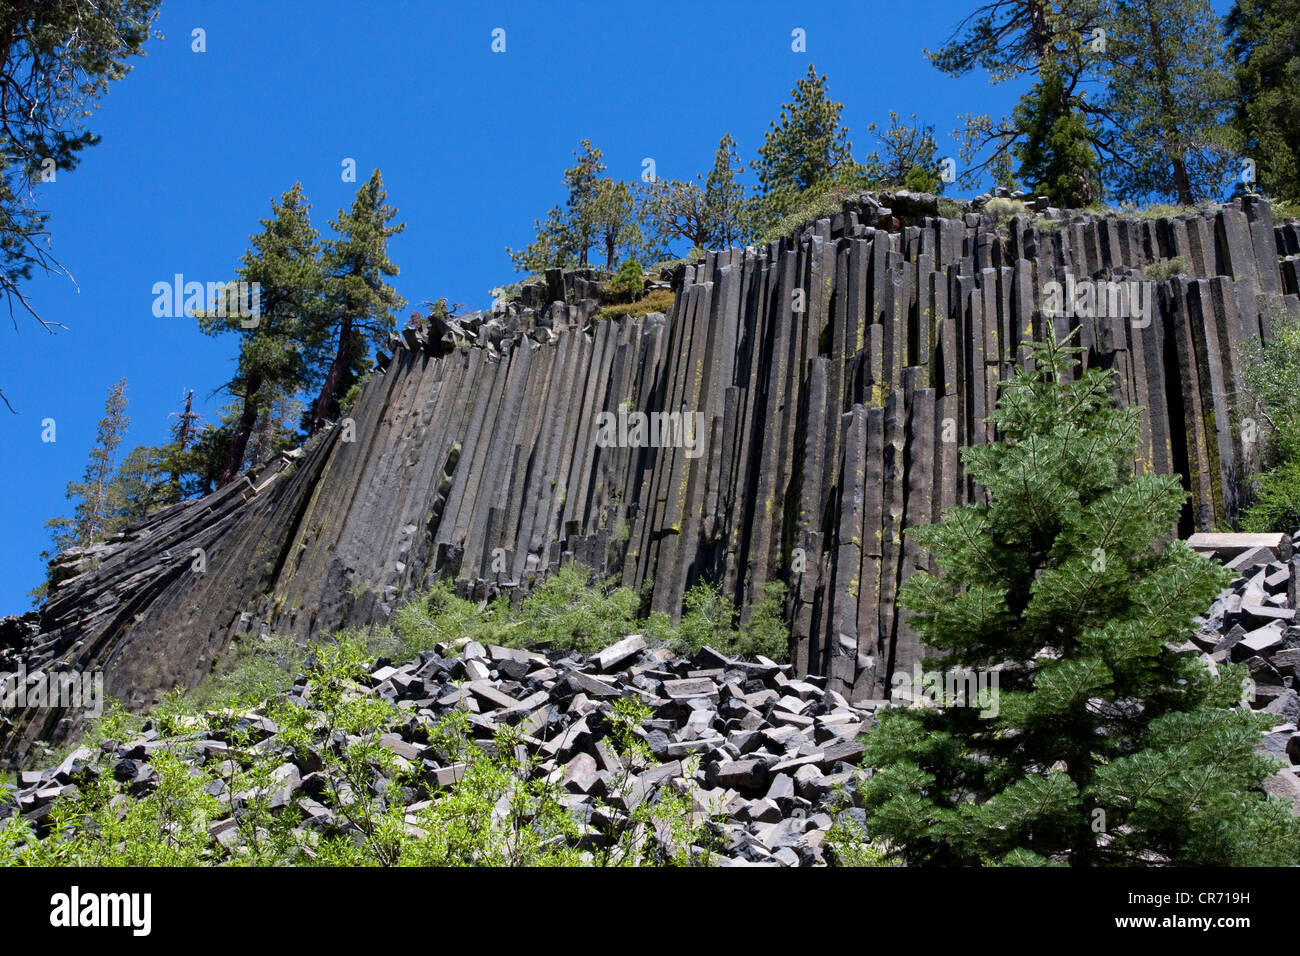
4,192,1299,764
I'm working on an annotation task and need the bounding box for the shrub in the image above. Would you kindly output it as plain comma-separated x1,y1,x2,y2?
1142,256,1191,281
1238,307,1300,532
983,197,1029,229
605,259,644,301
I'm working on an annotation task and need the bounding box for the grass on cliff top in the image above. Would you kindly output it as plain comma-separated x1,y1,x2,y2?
591,287,676,322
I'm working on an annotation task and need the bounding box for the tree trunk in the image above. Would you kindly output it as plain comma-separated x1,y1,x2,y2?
310,316,352,434
218,372,263,487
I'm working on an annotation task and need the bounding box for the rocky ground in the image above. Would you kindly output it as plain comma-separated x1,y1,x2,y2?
4,529,1298,866
1187,531,1300,807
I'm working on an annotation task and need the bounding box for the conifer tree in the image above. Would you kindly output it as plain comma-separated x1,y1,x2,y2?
43,379,129,554
704,133,749,249
861,331,1300,866
1102,0,1235,205
752,65,856,220
1014,64,1101,207
1226,0,1300,203
309,170,405,432
934,0,1106,192
196,183,323,483
589,179,640,271
563,140,605,268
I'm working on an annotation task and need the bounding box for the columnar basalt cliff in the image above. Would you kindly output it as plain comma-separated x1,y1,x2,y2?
5,192,1299,763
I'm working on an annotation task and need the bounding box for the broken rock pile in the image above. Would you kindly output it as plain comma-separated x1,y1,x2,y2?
2,635,875,866
1187,531,1300,806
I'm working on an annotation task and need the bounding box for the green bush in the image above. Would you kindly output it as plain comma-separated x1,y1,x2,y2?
1239,307,1300,532
187,632,306,710
0,631,718,867
983,197,1029,229
1142,256,1191,281
605,259,644,301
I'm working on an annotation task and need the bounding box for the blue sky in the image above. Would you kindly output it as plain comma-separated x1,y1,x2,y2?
0,0,1228,611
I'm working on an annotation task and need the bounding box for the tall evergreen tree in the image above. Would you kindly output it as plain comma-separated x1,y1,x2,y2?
563,140,605,269
1102,0,1235,205
41,378,130,555
752,65,856,219
1014,63,1101,206
860,331,1300,866
1226,0,1300,203
309,170,406,432
934,0,1107,192
704,133,749,248
196,183,323,485
589,179,640,271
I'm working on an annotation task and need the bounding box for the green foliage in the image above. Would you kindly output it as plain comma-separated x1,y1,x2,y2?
195,182,324,483
1103,0,1235,205
308,170,406,432
754,178,868,244
862,111,946,194
1014,64,1100,208
187,632,307,710
704,133,751,248
674,580,790,662
752,64,856,223
984,197,1030,229
1,632,718,867
1226,0,1300,204
42,378,129,555
0,1,160,402
392,565,790,663
1142,256,1191,281
859,328,1298,866
605,259,644,302
1238,307,1300,532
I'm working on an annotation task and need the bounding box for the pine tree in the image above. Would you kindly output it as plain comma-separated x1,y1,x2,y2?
1014,64,1101,207
704,133,749,249
588,179,640,271
752,65,855,220
196,183,323,484
863,112,946,193
860,330,1300,866
563,140,605,269
934,0,1105,192
309,170,405,432
1226,0,1300,203
42,378,130,555
1102,0,1235,205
